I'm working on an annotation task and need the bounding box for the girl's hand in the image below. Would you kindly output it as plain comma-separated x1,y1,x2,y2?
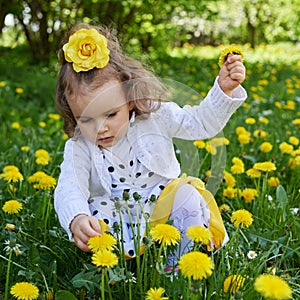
70,214,101,251
218,54,246,97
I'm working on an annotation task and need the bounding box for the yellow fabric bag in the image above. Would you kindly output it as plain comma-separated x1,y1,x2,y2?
150,175,226,249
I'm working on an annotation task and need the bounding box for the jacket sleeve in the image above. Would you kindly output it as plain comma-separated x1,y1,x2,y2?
54,138,92,239
159,78,247,140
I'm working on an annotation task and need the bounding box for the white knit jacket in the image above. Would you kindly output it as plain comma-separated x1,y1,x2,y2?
54,78,247,238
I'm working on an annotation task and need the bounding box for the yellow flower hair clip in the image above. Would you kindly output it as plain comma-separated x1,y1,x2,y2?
218,45,244,68
63,28,110,72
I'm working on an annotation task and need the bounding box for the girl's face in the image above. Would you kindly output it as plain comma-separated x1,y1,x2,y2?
69,81,133,148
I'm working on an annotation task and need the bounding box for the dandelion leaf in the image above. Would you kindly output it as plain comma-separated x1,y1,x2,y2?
55,290,78,300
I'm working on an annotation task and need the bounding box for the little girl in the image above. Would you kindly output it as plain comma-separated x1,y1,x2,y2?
54,23,247,257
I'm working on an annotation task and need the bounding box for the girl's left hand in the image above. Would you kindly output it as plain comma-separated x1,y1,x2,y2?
218,54,246,97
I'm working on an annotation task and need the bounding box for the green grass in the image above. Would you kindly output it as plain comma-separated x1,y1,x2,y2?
0,43,299,299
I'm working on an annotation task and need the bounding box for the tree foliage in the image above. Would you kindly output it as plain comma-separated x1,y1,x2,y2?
0,0,299,64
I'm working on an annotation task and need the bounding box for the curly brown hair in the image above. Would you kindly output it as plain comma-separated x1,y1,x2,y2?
56,23,166,137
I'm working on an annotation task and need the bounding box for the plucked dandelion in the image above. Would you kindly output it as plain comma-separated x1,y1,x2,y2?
186,225,212,245
223,274,245,294
253,162,276,173
91,250,118,268
218,45,244,68
150,224,181,247
178,251,214,280
88,233,117,252
2,200,23,214
10,282,39,300
145,287,169,300
231,209,253,228
254,274,292,300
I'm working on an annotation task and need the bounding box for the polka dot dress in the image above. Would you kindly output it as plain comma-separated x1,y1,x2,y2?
91,136,170,256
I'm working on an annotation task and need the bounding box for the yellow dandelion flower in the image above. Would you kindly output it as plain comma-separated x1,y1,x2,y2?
5,223,16,231
88,233,117,253
0,81,6,87
235,126,247,135
35,176,57,190
231,209,253,228
260,142,273,153
253,129,268,138
223,171,236,187
245,117,256,124
2,170,24,183
205,142,217,155
48,113,60,120
238,133,251,144
211,137,230,146
253,162,276,173
15,88,24,94
231,164,244,174
145,287,169,300
268,177,280,187
11,122,21,130
223,187,238,199
10,282,39,300
241,188,258,203
288,136,299,146
91,250,118,268
254,274,292,300
246,168,261,178
223,274,245,294
218,45,244,68
232,157,244,166
193,140,206,149
178,251,214,280
219,204,231,214
150,224,181,247
21,146,30,152
259,117,269,124
27,171,47,183
34,149,51,165
3,165,19,173
2,200,23,214
186,225,212,245
39,121,46,128
279,142,294,154
292,118,300,126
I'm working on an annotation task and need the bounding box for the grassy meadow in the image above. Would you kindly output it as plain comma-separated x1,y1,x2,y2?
0,43,299,299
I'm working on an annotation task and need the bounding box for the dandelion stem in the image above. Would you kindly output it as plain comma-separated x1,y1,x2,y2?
4,250,12,300
101,268,105,300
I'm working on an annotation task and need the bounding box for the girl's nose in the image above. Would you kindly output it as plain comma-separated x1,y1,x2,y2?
97,119,108,134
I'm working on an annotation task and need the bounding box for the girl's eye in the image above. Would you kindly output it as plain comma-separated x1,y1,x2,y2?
107,112,117,118
79,118,93,123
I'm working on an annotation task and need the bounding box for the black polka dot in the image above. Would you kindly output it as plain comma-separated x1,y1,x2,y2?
124,188,130,192
141,184,147,188
119,164,125,169
101,201,107,206
128,204,134,208
128,249,134,256
108,166,114,172
103,218,109,224
159,185,165,190
135,172,141,178
120,177,126,183
92,210,98,216
88,198,94,204
130,160,134,166
148,172,154,177
112,184,117,188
